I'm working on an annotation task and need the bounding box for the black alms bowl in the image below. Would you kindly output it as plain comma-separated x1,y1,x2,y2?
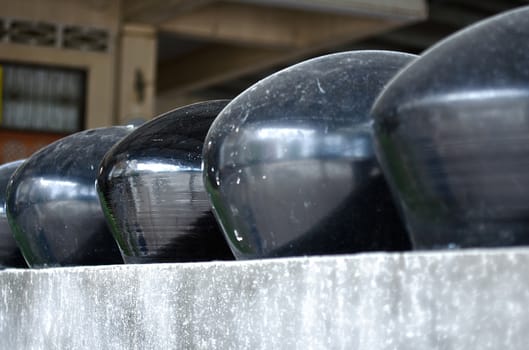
6,127,133,267
0,160,26,268
97,100,234,263
203,50,417,259
372,7,529,249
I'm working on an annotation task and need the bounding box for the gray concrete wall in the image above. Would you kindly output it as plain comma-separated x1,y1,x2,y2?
1,249,528,349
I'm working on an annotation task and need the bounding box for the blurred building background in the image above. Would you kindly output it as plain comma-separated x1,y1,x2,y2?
0,0,527,164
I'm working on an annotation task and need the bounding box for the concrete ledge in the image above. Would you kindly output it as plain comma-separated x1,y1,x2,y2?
1,249,528,349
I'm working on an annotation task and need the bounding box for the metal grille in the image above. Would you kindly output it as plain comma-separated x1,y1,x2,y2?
8,20,57,47
63,26,108,52
1,62,86,133
1,17,110,53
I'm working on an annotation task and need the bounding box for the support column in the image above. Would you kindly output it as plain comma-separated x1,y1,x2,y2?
117,24,157,124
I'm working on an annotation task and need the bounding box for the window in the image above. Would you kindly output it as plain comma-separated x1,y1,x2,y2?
0,62,86,133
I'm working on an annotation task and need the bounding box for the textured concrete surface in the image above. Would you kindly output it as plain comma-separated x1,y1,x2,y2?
1,249,529,349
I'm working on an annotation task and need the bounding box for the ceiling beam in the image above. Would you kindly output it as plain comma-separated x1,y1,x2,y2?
157,17,401,94
160,2,426,49
155,0,427,97
234,0,428,19
157,44,289,94
126,0,427,25
124,0,215,24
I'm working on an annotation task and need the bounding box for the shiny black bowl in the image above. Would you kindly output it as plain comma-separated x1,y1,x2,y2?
6,127,133,267
0,160,27,268
203,50,416,259
372,7,529,249
97,100,234,263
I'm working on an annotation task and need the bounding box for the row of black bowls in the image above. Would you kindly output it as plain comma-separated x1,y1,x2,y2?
1,6,528,268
